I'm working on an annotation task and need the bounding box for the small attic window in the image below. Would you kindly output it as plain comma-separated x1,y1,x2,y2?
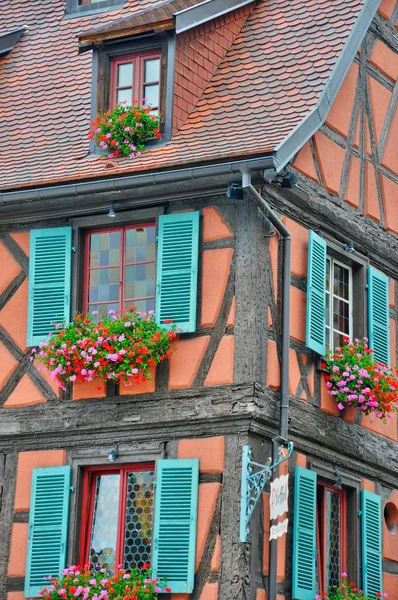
111,52,161,114
66,0,126,15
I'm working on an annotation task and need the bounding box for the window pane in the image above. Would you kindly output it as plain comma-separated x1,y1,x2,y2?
143,84,159,108
117,88,132,105
124,470,154,570
333,263,349,300
144,59,160,82
333,298,349,334
118,63,133,87
89,474,120,572
325,490,341,590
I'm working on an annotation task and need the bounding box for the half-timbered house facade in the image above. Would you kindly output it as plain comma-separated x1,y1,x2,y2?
1,1,398,599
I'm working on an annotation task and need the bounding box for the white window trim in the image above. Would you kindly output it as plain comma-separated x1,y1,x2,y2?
326,256,353,352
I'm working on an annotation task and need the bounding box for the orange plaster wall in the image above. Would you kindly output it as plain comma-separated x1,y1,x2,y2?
211,534,221,571
285,218,308,279
8,523,28,577
4,373,47,408
195,483,220,571
267,340,280,389
10,232,30,256
0,279,28,353
313,132,345,195
7,593,26,600
381,107,398,177
0,241,21,294
296,453,307,468
205,335,234,386
178,436,225,473
202,207,233,242
382,490,398,561
227,296,235,327
370,40,398,82
383,573,398,597
344,155,360,209
382,175,398,235
33,358,60,398
390,279,395,308
199,582,219,600
320,373,339,417
367,75,391,147
361,479,376,493
361,411,397,441
293,141,318,183
14,450,66,511
0,342,18,388
364,162,381,222
378,0,396,19
325,63,359,138
169,336,210,389
290,287,306,343
201,248,234,327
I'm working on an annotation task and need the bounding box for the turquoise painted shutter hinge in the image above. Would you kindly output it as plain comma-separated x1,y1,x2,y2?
306,230,327,356
152,458,199,594
25,465,71,598
292,466,317,600
361,489,382,596
27,227,72,347
155,212,200,333
368,266,390,364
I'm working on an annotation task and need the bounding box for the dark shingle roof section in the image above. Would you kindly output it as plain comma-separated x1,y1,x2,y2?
78,0,203,45
0,0,367,191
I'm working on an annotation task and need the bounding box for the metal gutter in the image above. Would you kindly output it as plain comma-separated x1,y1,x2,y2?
0,155,276,207
274,0,382,172
242,174,291,600
175,0,254,34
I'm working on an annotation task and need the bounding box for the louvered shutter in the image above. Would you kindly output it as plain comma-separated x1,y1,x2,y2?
155,212,199,333
152,459,199,593
292,466,317,600
368,267,390,364
27,227,72,347
25,466,71,598
306,230,327,355
361,490,383,596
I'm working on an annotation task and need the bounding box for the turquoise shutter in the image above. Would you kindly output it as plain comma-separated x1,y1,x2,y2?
292,466,317,600
152,458,199,593
362,490,382,596
155,212,199,333
306,230,326,355
25,466,71,598
27,227,72,347
368,266,390,364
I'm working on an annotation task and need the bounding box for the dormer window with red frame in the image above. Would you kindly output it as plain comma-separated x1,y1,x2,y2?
111,52,161,115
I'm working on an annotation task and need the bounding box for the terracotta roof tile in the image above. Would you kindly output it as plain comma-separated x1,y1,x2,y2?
0,0,366,191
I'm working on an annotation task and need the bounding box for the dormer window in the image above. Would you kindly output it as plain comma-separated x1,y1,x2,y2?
111,52,161,114
66,0,126,14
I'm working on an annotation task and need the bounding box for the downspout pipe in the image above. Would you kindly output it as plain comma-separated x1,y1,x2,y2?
241,173,291,600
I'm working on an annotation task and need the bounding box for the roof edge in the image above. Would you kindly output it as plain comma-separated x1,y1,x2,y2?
0,27,27,58
175,0,255,34
274,0,382,172
0,154,276,207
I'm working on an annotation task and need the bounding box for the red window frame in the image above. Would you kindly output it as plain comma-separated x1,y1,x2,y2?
83,223,156,316
110,52,162,110
316,481,347,594
79,462,155,568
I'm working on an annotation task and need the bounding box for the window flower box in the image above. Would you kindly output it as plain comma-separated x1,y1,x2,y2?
323,337,398,423
32,308,177,391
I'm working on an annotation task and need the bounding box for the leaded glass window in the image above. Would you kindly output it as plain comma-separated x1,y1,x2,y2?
326,257,353,352
82,465,154,572
85,224,156,318
316,482,346,595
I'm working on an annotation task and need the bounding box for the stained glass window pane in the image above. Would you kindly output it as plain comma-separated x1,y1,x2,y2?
124,470,154,570
325,490,341,590
89,474,120,573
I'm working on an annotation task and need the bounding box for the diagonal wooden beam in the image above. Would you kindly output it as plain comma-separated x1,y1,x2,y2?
0,233,28,275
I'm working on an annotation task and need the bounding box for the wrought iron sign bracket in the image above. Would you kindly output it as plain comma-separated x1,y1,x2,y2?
239,440,293,542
